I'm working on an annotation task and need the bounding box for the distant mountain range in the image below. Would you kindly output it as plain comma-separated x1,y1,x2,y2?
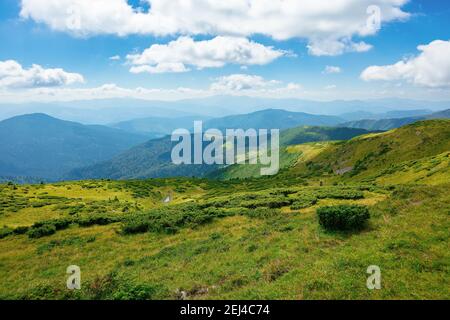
341,109,450,131
110,109,345,137
1,96,449,124
213,119,450,182
203,109,343,130
2,107,449,182
0,114,148,180
339,109,433,121
110,116,211,138
69,124,372,181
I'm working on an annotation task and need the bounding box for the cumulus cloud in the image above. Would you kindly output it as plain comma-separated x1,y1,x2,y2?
0,74,303,102
0,60,84,89
130,63,189,74
361,40,450,88
109,55,121,61
210,74,280,91
210,74,302,97
0,83,209,103
127,36,288,73
20,0,409,56
323,66,342,74
308,39,373,56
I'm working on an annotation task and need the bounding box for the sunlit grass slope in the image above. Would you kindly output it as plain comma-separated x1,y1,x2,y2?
0,120,449,300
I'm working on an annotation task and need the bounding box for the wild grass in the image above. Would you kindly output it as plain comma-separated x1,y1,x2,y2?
0,178,448,300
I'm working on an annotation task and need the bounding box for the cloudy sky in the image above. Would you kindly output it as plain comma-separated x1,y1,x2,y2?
0,0,449,102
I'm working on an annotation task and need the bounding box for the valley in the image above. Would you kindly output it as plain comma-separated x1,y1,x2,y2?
0,120,448,300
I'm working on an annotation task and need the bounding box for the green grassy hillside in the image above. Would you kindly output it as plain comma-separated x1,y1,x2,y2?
0,114,148,181
340,109,450,131
0,120,449,300
71,126,371,181
211,126,371,180
0,180,448,300
288,120,450,184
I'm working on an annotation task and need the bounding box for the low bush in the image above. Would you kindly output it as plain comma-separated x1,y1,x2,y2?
0,227,13,239
28,224,56,238
78,215,120,227
27,218,73,238
244,208,280,219
122,204,215,235
85,271,168,300
317,205,370,231
13,226,29,235
291,195,318,210
316,188,364,200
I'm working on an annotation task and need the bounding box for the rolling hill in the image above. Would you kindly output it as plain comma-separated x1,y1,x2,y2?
339,109,432,121
203,109,344,130
69,126,372,180
110,116,210,138
111,109,346,137
0,114,148,181
0,120,449,300
211,126,373,180
2,97,449,124
288,119,450,184
216,120,450,184
340,109,450,131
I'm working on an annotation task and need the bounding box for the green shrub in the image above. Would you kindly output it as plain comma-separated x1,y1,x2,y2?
291,196,317,210
85,271,168,300
317,205,370,231
241,196,292,209
0,227,13,239
28,224,57,238
52,218,73,230
245,208,280,219
122,216,151,234
122,203,233,235
112,283,166,300
33,218,73,231
316,188,364,200
78,215,120,227
17,218,73,239
13,226,29,235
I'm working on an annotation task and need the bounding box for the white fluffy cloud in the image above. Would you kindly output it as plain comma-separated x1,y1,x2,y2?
211,74,280,91
210,74,302,97
0,74,303,102
308,39,373,56
361,40,450,88
0,83,210,103
20,0,409,56
127,36,288,74
323,66,342,74
0,60,84,88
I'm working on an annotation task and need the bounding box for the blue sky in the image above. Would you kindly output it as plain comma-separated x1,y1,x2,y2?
0,0,449,102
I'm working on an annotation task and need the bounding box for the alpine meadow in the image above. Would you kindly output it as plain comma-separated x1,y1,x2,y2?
0,0,449,304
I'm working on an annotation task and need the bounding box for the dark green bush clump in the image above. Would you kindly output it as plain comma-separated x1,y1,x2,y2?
0,227,13,239
290,195,318,210
27,218,73,238
13,226,29,235
78,215,120,227
122,204,216,235
317,205,370,231
85,271,168,300
28,224,56,238
316,188,364,200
